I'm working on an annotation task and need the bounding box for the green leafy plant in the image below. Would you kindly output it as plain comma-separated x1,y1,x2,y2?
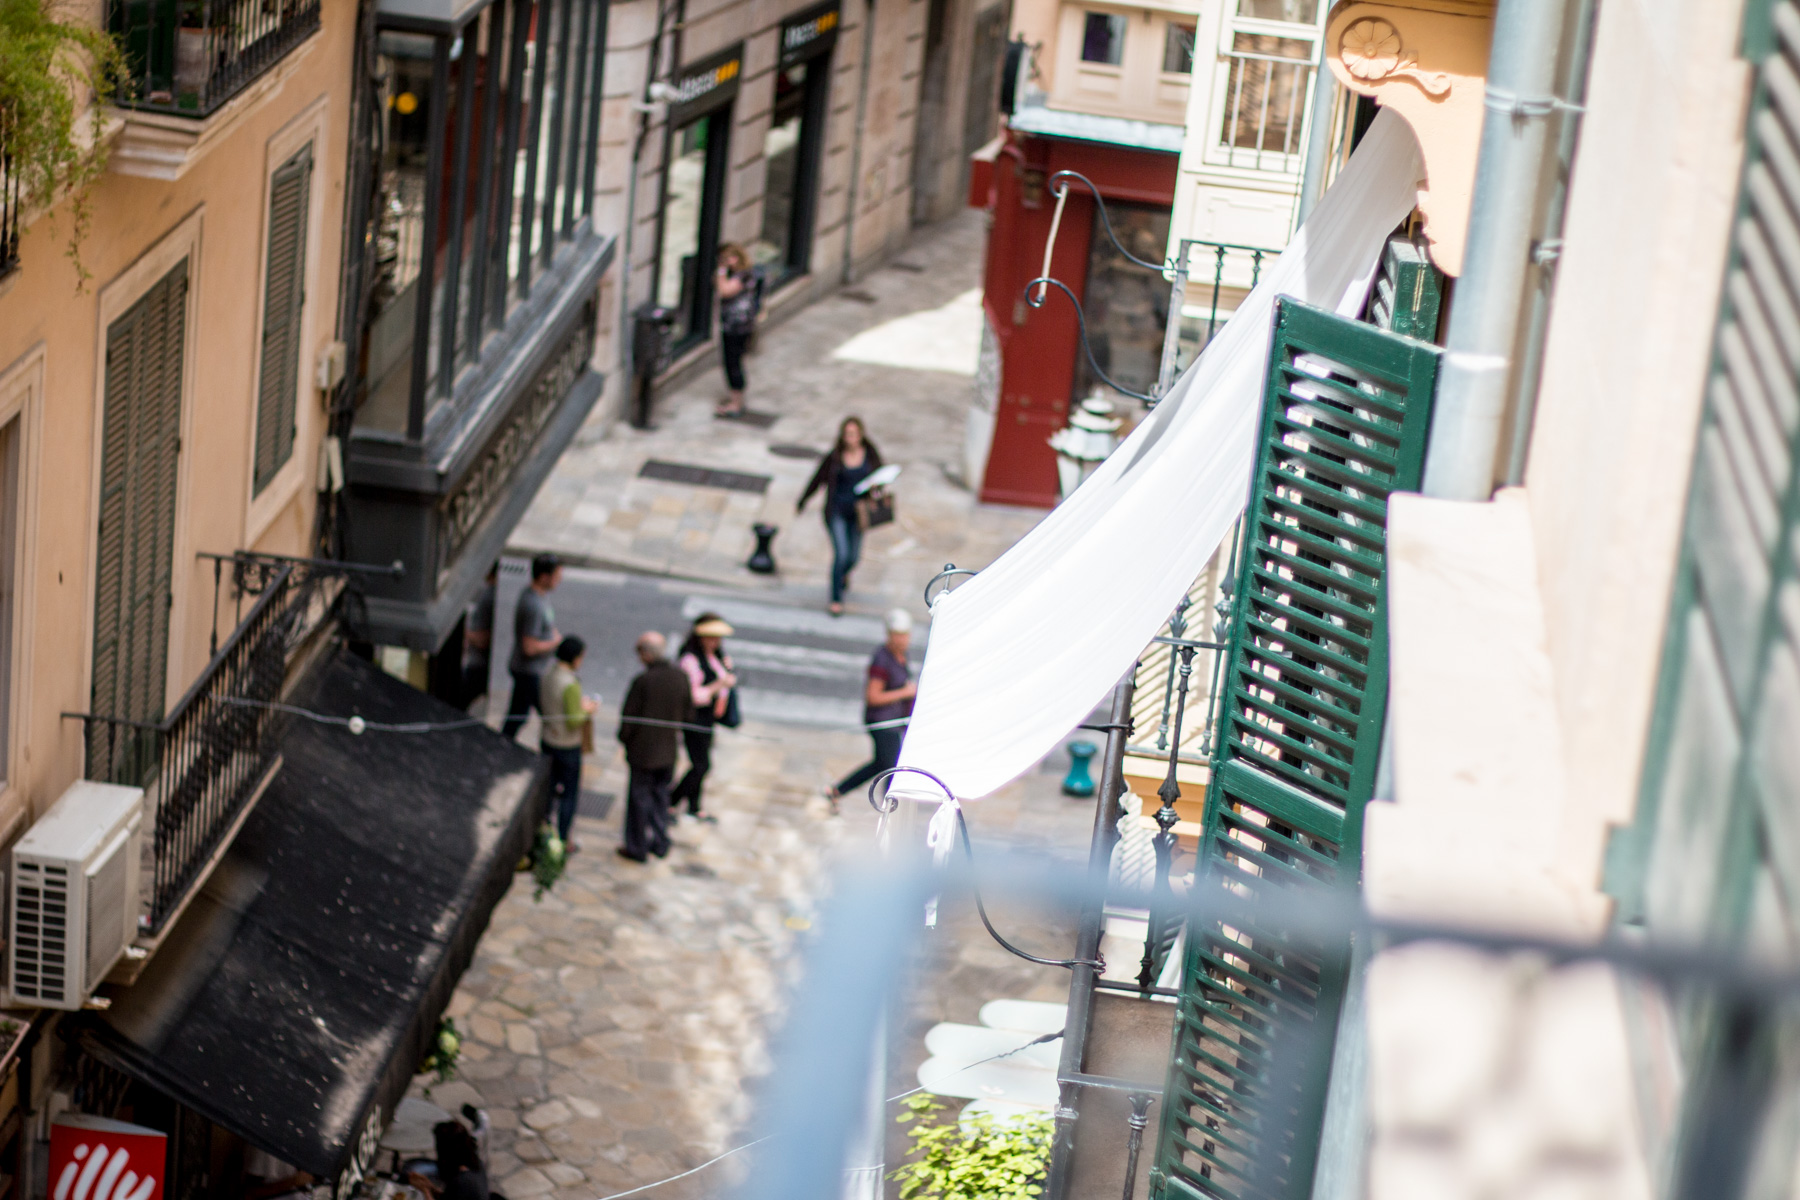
889,1094,1054,1200
531,822,566,900
0,0,128,286
419,1016,461,1083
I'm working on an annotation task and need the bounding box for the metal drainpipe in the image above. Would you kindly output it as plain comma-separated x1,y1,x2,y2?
1501,0,1599,483
1293,70,1340,229
841,0,877,284
1419,0,1572,501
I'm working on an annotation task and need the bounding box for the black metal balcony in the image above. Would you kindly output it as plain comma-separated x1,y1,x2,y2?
110,0,322,117
72,558,337,935
1,112,21,282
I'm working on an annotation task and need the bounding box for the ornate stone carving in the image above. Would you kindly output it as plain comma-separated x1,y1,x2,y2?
1338,16,1451,96
1325,1,1496,277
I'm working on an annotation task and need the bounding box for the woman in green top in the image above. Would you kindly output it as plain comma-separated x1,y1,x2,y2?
540,636,598,846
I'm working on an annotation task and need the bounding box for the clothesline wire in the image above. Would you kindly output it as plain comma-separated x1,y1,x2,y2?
590,1031,1065,1200
215,698,910,738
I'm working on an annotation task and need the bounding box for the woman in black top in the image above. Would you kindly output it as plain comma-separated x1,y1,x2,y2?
798,417,883,615
715,243,760,417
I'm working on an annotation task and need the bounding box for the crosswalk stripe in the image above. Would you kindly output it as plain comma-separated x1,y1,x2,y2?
735,688,866,729
726,639,870,679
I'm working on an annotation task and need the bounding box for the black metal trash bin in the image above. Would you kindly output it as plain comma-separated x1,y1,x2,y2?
631,304,677,428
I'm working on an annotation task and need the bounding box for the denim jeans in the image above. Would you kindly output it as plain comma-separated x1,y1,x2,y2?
826,510,862,603
544,745,582,841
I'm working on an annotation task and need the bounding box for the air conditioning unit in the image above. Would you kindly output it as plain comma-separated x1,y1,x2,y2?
7,782,143,1010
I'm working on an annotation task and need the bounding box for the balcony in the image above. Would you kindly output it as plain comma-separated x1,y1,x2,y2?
71,556,338,945
1,113,20,284
111,0,321,118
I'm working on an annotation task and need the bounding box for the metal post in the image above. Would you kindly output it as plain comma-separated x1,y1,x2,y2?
1154,245,1191,402
1120,1093,1155,1200
1044,673,1135,1200
1419,0,1573,500
1294,68,1340,229
1138,646,1193,991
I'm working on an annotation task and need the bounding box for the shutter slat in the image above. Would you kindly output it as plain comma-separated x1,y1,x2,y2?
254,145,312,494
89,260,185,783
1151,299,1439,1200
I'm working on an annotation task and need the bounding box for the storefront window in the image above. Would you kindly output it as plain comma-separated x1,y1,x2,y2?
657,108,730,346
756,64,805,271
356,0,605,440
1073,202,1171,403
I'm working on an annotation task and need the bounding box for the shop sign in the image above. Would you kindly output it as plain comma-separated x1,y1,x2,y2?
780,0,840,66
332,1108,385,1200
668,44,744,122
50,1116,167,1200
442,317,595,563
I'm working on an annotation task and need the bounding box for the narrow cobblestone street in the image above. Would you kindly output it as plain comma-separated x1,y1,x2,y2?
405,214,1096,1200
511,211,1043,615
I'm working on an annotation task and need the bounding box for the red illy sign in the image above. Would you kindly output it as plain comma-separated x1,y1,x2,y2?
50,1116,166,1200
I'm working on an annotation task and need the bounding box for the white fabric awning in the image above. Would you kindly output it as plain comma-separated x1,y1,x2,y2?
893,110,1425,804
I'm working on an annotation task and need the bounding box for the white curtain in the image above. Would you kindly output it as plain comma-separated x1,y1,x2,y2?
892,110,1425,804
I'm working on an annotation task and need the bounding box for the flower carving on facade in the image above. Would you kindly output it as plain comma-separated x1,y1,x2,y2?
1336,15,1452,96
1340,17,1404,81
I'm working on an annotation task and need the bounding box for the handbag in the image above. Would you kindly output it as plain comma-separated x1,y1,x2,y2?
856,486,896,531
718,687,742,728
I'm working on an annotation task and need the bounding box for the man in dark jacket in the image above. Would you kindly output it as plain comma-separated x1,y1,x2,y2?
617,631,690,861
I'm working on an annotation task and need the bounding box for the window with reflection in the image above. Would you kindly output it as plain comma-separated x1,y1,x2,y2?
1080,12,1126,65
355,0,607,440
1214,0,1322,171
656,108,730,346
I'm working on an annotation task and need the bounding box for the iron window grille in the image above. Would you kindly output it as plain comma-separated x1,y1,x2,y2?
110,0,322,117
1207,1,1327,175
354,0,608,442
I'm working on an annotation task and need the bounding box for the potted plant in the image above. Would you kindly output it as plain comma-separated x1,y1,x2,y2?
0,0,126,285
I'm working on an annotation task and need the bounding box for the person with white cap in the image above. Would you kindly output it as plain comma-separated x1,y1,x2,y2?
672,612,738,822
824,608,917,814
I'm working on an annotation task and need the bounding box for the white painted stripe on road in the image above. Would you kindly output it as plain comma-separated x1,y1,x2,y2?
727,639,869,679
735,688,866,729
680,596,892,643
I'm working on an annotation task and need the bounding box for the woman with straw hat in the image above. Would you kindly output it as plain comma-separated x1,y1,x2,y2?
672,613,737,822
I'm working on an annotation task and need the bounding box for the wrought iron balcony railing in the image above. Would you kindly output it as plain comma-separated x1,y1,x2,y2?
1,110,21,282
110,0,322,118
71,557,337,936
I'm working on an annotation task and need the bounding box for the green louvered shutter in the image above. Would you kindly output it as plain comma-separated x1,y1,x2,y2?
1150,298,1439,1200
1605,3,1800,1192
254,144,311,494
90,260,187,785
1365,233,1443,342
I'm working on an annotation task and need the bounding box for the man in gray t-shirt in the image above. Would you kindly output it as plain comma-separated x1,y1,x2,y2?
502,553,563,739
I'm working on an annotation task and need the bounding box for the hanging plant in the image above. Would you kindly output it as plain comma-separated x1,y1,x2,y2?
419,1016,461,1083
531,823,566,901
0,0,128,287
890,1095,1054,1200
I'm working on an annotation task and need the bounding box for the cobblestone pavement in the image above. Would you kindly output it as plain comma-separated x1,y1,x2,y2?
511,211,1045,616
406,704,1099,1200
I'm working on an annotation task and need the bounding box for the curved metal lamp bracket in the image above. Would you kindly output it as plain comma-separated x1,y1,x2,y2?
1024,276,1157,404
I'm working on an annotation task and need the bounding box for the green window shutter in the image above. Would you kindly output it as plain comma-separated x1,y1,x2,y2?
1364,233,1443,343
90,259,187,785
1151,298,1440,1200
1610,7,1800,1190
254,144,311,495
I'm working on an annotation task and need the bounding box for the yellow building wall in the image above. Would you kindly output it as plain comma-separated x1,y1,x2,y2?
0,0,355,838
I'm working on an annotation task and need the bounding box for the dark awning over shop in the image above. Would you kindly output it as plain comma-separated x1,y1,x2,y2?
80,649,545,1180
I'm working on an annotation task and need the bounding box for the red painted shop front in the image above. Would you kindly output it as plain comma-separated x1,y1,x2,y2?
968,130,1178,508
